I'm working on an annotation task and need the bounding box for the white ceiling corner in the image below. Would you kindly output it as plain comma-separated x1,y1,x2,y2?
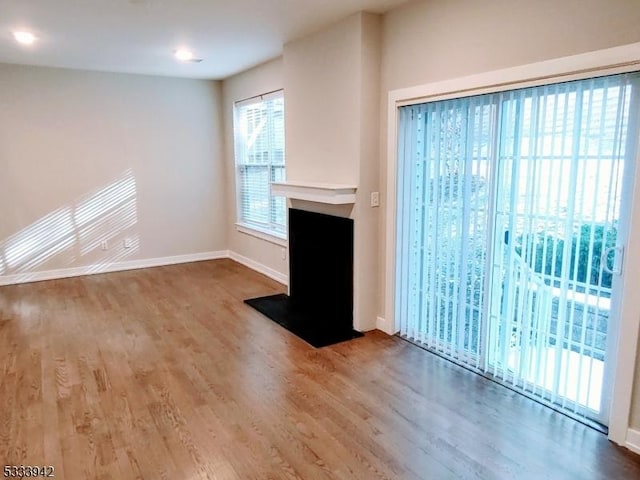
0,0,409,80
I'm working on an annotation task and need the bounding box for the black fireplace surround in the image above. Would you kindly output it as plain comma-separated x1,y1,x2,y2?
244,208,363,347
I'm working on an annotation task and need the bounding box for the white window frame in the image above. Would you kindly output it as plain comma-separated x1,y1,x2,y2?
233,89,286,241
383,42,640,449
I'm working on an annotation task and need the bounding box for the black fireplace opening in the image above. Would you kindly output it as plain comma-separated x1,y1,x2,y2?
244,208,363,348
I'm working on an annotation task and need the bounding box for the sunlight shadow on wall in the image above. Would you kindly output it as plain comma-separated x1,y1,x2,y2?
75,172,137,256
2,206,76,273
0,169,139,279
0,252,6,276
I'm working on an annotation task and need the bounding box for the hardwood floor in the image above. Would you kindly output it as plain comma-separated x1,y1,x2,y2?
1,259,639,479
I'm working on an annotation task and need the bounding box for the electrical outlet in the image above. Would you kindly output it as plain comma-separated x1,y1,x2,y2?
370,191,380,207
100,240,108,251
281,248,287,260
123,238,132,249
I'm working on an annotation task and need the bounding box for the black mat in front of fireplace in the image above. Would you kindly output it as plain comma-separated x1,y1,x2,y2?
244,293,363,348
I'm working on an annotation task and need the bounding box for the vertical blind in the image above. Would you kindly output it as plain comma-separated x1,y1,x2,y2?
233,90,286,236
396,94,495,366
396,72,640,425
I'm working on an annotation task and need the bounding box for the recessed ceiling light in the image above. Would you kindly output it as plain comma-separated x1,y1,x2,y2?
13,31,37,45
175,49,194,62
174,48,203,63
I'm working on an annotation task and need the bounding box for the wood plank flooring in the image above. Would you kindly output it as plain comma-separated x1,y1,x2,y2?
1,259,639,479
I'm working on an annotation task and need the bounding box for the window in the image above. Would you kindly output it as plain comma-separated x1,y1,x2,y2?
233,90,286,238
395,72,640,426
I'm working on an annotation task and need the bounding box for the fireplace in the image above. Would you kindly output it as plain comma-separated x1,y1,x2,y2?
245,208,362,347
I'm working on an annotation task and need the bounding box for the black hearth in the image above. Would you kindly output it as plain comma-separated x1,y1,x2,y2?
245,208,363,347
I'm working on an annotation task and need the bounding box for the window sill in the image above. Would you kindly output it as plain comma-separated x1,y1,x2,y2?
235,223,287,247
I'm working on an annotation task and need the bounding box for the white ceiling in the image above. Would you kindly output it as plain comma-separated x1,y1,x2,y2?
0,0,409,80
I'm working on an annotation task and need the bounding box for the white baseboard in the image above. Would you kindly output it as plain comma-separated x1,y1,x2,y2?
0,249,289,287
627,428,640,455
228,251,288,286
376,316,398,335
0,251,228,286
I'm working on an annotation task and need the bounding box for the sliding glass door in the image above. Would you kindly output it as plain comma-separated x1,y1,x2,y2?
396,72,640,425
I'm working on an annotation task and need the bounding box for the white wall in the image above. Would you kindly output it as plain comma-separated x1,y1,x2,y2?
381,0,640,92
0,63,225,279
634,328,640,428
284,15,362,185
354,13,383,333
378,0,640,433
221,57,289,281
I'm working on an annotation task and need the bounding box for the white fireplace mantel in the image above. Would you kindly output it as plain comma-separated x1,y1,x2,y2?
271,181,357,204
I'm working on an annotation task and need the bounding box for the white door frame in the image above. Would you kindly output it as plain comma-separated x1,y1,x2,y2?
383,42,640,448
